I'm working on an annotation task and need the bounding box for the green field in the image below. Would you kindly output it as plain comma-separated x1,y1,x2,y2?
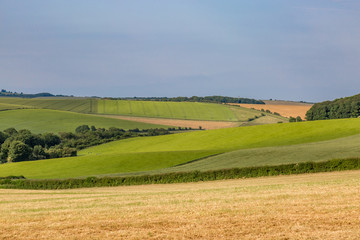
97,100,241,121
0,97,278,122
147,133,360,174
0,97,95,113
1,118,360,179
0,103,29,111
0,109,169,133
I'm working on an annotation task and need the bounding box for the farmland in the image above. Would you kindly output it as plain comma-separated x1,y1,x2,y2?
0,97,281,119
97,99,239,121
0,109,168,133
98,114,240,130
1,118,360,179
0,103,29,111
0,97,95,113
1,170,359,239
0,97,288,129
230,102,312,120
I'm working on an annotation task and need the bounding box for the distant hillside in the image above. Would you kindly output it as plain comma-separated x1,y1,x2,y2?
306,93,360,120
112,96,265,104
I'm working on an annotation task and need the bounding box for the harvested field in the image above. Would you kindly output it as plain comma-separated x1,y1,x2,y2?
262,100,313,105
97,114,240,130
1,170,360,239
229,103,313,119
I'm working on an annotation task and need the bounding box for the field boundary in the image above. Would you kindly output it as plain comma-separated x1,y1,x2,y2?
1,158,359,190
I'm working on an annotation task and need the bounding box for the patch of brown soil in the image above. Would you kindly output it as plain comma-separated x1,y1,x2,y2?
97,114,239,130
229,103,313,119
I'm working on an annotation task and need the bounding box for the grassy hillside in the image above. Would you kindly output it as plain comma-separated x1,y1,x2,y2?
97,100,240,121
77,118,360,154
0,150,217,179
0,97,278,122
0,109,169,133
0,97,95,113
1,118,360,179
0,103,29,111
150,134,360,174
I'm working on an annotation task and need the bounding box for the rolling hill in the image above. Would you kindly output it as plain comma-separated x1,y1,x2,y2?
1,118,360,179
0,109,169,133
0,97,286,124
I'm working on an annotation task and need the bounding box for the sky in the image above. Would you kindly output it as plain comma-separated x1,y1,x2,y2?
1,0,360,102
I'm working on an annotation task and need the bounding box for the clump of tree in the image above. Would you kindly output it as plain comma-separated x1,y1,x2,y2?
107,95,265,104
289,116,303,122
306,93,360,120
0,89,55,98
0,126,173,164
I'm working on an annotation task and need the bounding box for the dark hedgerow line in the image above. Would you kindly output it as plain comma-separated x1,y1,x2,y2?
1,158,360,190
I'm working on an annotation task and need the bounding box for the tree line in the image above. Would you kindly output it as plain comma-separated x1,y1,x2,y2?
306,93,360,120
0,126,178,163
107,95,265,104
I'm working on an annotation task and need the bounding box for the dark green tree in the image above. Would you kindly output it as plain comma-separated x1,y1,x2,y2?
75,125,90,133
32,145,48,160
7,141,32,162
42,133,61,147
3,127,17,136
289,117,296,122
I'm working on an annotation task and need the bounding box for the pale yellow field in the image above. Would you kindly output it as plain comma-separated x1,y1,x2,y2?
1,171,360,239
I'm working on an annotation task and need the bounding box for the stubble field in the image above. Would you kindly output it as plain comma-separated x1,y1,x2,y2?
1,170,359,239
230,103,312,119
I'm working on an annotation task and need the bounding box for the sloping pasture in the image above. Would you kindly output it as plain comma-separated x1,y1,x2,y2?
1,118,360,178
0,109,169,133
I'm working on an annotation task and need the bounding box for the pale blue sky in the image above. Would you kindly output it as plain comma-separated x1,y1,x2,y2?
1,0,360,101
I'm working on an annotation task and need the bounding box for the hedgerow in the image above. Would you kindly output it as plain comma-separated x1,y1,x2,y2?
1,157,359,190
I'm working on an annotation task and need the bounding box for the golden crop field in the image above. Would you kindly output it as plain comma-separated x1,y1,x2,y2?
230,103,313,120
1,171,360,239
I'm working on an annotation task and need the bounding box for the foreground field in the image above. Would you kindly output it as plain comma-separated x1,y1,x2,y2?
1,118,360,179
1,170,359,239
0,109,168,133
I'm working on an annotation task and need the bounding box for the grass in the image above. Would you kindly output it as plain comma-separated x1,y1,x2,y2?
97,100,241,121
0,97,95,113
0,97,284,123
0,150,218,179
76,118,360,154
0,103,29,111
0,170,359,239
0,109,169,133
151,133,360,174
2,118,360,179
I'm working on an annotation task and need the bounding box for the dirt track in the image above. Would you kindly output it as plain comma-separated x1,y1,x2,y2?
97,114,240,130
